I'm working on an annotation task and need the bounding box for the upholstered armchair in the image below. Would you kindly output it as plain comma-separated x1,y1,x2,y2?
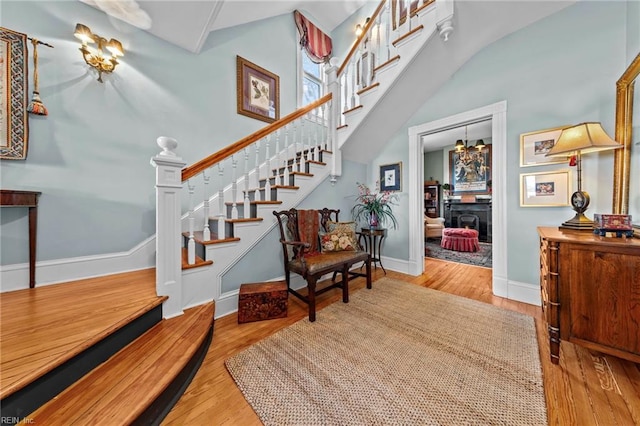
424,216,445,239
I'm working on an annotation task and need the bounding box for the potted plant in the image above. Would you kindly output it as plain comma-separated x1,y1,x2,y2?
351,182,398,229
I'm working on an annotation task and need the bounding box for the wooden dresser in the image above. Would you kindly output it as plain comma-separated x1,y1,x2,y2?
538,227,640,364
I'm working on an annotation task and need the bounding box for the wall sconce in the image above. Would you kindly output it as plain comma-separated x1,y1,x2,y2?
73,23,124,83
355,17,371,37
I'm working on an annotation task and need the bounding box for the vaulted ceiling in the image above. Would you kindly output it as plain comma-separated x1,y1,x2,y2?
81,0,371,53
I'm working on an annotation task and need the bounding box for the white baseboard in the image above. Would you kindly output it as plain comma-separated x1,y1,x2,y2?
507,280,541,306
0,236,156,292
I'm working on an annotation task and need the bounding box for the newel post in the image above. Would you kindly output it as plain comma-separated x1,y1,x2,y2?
151,136,186,318
326,58,342,183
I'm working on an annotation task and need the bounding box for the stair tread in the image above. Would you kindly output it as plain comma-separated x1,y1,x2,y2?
28,302,214,424
226,217,264,223
181,247,213,269
0,269,162,400
183,232,240,245
244,185,300,193
224,200,283,206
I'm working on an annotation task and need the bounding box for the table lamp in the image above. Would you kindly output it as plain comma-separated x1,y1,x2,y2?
545,122,622,230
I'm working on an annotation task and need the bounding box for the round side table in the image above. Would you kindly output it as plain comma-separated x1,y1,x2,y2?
359,227,387,274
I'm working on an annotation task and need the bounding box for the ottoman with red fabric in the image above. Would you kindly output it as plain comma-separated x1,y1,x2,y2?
441,228,480,252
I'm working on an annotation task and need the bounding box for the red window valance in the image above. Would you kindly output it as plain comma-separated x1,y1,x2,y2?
294,10,332,64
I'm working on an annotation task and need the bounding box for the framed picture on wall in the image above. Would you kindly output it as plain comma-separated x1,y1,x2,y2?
520,170,571,207
380,162,402,192
236,56,280,123
448,145,492,195
519,126,569,167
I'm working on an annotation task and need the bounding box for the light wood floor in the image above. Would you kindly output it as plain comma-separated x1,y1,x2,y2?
163,260,640,425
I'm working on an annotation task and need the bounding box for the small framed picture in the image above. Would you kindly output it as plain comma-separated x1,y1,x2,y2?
520,126,569,167
236,56,280,123
380,162,402,192
520,170,571,207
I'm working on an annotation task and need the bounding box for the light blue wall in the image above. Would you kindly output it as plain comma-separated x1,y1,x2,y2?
1,1,302,264
369,1,628,282
423,151,444,184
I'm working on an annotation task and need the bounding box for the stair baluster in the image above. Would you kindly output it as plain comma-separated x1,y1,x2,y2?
202,169,211,241
283,124,290,185
230,155,238,219
243,148,250,218
264,136,271,201
217,162,226,239
274,129,282,185
187,180,196,265
253,139,261,201
300,117,306,173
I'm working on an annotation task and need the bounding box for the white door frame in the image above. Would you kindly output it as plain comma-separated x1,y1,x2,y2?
408,101,508,298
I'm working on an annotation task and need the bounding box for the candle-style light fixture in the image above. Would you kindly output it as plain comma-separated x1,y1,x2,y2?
455,125,486,154
545,122,622,230
73,23,124,83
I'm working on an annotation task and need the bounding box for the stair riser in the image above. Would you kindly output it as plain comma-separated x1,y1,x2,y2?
0,306,163,425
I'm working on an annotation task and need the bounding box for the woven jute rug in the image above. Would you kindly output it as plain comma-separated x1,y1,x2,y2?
225,278,547,425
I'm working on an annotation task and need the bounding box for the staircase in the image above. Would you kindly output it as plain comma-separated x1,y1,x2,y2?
151,0,455,319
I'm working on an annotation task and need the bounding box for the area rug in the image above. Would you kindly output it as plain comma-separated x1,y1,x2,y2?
225,278,546,425
425,239,492,268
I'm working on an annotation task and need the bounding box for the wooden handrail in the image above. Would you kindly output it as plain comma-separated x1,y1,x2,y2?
182,94,332,181
337,0,387,77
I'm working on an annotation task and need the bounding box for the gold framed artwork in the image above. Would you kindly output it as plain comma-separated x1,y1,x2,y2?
519,126,569,167
236,56,280,123
520,170,571,207
380,162,402,192
1,28,29,160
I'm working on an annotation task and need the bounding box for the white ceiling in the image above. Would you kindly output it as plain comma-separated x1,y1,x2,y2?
422,119,492,152
81,0,370,53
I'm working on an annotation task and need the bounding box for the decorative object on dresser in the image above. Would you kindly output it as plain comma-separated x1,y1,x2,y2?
538,227,640,365
545,122,622,230
592,213,633,237
1,28,29,159
236,56,280,123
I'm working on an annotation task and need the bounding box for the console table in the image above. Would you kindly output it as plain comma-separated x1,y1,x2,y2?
538,227,640,364
1,190,41,288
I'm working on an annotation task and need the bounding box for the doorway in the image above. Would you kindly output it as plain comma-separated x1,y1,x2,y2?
408,101,508,298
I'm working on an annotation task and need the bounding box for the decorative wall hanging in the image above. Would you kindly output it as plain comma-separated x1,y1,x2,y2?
519,126,568,167
236,56,280,123
379,162,402,192
449,144,492,195
0,27,29,160
520,170,571,207
27,38,53,116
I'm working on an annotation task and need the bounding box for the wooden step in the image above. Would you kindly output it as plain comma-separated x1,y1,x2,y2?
181,247,213,270
0,269,165,419
28,302,214,424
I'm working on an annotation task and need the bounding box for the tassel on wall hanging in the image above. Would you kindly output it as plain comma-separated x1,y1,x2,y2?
27,38,53,116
